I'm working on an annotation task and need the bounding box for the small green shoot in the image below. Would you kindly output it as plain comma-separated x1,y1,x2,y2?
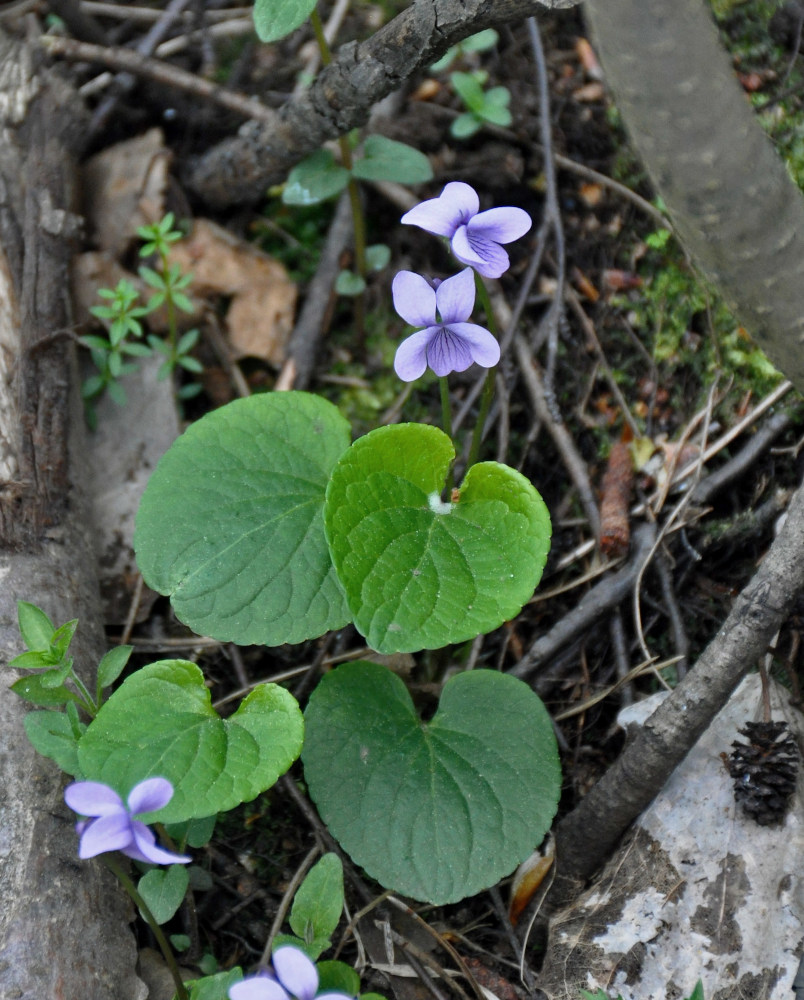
282,136,432,207
449,70,512,138
83,213,202,423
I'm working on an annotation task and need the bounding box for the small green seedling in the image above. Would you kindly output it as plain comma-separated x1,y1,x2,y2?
450,70,512,138
83,213,202,425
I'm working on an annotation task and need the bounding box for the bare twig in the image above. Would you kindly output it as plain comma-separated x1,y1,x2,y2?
514,334,601,540
80,2,252,23
183,0,573,207
280,192,353,390
527,17,567,414
89,0,193,135
510,521,656,683
41,35,275,122
653,548,689,679
261,845,320,964
633,381,718,660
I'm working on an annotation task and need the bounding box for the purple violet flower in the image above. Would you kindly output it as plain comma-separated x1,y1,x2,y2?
401,181,532,279
64,777,191,865
392,267,499,381
229,946,352,1000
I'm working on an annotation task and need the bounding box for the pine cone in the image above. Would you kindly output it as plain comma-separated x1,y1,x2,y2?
727,720,800,826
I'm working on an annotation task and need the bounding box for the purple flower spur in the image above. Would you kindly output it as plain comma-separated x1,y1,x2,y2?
64,777,191,865
229,945,353,1000
401,181,531,279
392,267,499,381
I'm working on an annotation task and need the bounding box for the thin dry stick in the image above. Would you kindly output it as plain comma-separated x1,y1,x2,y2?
384,896,487,1000
89,0,193,134
282,192,353,390
527,17,567,412
653,548,690,679
609,609,634,707
41,35,274,122
565,285,640,438
511,521,657,684
81,2,252,23
261,844,320,964
119,573,144,647
632,380,718,661
514,334,601,540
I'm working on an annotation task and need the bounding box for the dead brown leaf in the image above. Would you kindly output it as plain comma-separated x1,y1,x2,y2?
82,127,170,256
168,219,296,366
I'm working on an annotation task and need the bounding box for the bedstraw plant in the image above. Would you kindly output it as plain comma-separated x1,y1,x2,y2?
83,212,202,425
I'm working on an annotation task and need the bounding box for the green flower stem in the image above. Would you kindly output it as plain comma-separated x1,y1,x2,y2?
104,856,188,1000
439,376,455,495
159,247,178,364
310,7,367,278
69,672,98,716
466,273,498,470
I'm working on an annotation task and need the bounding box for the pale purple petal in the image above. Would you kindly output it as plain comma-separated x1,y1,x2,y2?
451,227,510,279
273,946,318,1000
126,821,191,865
127,777,174,816
65,781,124,817
434,268,475,324
394,328,435,381
447,323,500,368
78,812,133,858
315,993,355,1000
426,329,475,376
392,271,436,327
469,206,532,244
229,975,290,1000
401,181,479,237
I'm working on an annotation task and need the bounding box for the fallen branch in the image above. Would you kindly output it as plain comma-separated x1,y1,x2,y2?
548,473,804,904
182,0,577,208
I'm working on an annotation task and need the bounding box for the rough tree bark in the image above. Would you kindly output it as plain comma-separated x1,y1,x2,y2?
183,0,575,207
0,30,144,1000
584,0,804,396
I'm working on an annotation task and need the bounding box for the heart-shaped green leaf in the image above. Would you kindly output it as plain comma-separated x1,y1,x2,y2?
77,660,304,823
135,392,351,646
302,662,561,904
283,150,350,205
289,853,343,947
253,0,318,42
324,424,551,653
138,864,189,925
23,710,83,775
351,136,433,185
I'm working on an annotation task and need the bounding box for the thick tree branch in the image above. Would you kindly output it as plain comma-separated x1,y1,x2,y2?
183,0,576,207
585,0,804,396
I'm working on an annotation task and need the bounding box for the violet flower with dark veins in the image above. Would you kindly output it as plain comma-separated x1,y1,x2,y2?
392,267,499,381
64,777,191,865
229,945,352,1000
401,181,532,279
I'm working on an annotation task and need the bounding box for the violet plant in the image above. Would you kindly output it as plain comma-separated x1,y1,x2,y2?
11,181,560,997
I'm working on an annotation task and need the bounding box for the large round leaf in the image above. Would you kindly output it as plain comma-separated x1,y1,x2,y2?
302,661,561,904
323,423,551,653
78,660,304,823
134,392,351,645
